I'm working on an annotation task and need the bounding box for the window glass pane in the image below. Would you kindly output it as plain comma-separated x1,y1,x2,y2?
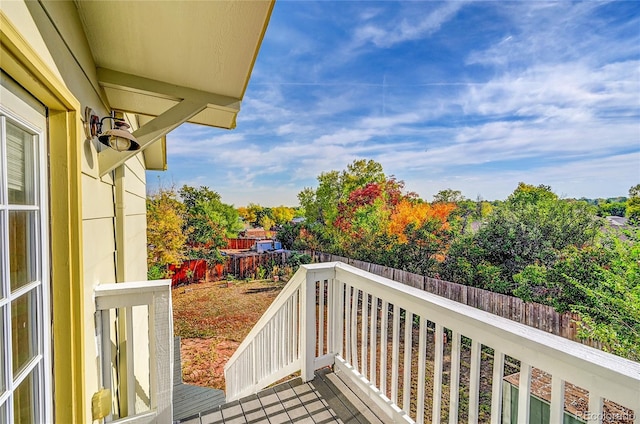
6,121,35,205
0,400,6,424
9,211,37,292
0,310,5,394
13,369,37,424
11,291,37,375
0,212,4,300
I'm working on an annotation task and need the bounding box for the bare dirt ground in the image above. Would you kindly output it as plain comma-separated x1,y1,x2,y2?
172,278,284,390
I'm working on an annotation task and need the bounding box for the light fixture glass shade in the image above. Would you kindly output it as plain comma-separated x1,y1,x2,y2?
98,129,141,152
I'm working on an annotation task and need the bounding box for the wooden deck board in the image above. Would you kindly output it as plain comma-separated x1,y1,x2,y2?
173,337,226,422
199,408,223,424
318,369,389,424
181,369,385,424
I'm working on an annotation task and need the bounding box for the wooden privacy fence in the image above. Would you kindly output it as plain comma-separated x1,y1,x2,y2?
223,251,292,280
305,250,596,348
225,238,258,250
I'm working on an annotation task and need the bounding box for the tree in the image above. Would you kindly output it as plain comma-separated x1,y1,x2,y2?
271,206,295,225
259,215,275,231
276,222,303,250
508,182,557,206
627,184,640,224
432,189,464,203
442,183,600,293
237,206,252,224
146,187,188,277
299,159,387,226
598,201,626,217
179,185,242,264
513,230,640,360
244,203,264,227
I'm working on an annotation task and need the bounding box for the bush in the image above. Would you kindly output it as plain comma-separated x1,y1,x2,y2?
286,252,312,272
147,264,166,280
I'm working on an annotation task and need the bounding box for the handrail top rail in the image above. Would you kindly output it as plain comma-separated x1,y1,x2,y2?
95,279,172,310
95,279,171,298
329,262,640,381
225,261,640,408
309,261,640,395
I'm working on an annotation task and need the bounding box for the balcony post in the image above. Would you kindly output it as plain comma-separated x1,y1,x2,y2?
300,270,317,382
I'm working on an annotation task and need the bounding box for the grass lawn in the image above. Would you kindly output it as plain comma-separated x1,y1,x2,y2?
172,278,284,390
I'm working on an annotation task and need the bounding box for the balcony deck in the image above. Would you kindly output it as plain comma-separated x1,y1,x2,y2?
220,262,639,424
175,368,389,424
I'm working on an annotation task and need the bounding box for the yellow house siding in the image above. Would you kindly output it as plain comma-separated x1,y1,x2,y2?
1,8,86,422
0,1,62,81
22,1,108,110
2,3,158,422
81,173,117,220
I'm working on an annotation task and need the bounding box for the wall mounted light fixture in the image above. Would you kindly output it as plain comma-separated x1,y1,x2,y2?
85,107,140,152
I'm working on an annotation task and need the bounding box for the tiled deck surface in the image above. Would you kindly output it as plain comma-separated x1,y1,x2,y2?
175,368,390,424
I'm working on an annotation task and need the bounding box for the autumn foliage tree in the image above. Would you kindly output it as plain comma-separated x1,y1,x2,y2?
295,160,455,276
146,187,188,278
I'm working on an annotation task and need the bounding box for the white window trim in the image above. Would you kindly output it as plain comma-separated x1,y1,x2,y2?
0,83,52,424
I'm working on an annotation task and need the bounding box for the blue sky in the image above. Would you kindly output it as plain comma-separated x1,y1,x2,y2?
149,1,640,207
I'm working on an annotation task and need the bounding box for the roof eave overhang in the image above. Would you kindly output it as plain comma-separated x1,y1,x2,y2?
97,68,242,176
78,0,276,176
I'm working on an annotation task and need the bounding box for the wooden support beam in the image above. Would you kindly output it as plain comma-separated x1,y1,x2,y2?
97,68,241,111
98,98,208,176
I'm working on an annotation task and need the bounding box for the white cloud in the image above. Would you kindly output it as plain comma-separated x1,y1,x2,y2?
353,2,466,48
168,132,245,156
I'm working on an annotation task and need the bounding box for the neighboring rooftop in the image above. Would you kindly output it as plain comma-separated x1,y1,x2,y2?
605,216,629,227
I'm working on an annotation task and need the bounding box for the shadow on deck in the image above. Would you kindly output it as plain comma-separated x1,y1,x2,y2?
175,368,391,424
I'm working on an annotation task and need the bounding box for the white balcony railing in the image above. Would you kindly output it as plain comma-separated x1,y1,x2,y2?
95,279,173,423
224,262,639,423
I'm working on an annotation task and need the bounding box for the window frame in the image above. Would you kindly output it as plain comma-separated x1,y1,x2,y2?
0,88,52,424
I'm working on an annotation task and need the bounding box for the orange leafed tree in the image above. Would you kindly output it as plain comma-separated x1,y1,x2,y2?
388,200,456,243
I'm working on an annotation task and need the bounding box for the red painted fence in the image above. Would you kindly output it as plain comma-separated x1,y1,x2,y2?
168,259,207,286
224,238,258,250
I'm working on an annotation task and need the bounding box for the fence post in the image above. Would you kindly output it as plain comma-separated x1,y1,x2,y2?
300,269,317,382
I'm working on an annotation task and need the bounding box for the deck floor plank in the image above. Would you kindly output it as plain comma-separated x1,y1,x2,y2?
239,394,270,424
320,370,389,424
200,408,223,424
191,369,384,424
